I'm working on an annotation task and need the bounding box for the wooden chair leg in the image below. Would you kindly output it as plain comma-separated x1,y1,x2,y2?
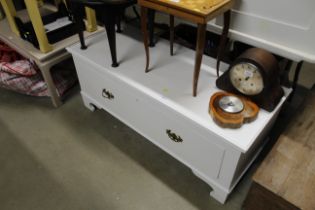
193,23,206,97
77,19,87,50
71,3,87,49
104,11,119,67
170,15,174,56
141,6,150,72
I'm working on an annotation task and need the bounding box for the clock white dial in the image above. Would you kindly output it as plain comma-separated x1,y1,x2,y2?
229,63,264,95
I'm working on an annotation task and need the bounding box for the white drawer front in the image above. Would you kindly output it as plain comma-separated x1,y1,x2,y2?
131,101,226,179
74,58,120,114
75,58,225,180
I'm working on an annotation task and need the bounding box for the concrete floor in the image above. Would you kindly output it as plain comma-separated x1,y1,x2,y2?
0,83,306,210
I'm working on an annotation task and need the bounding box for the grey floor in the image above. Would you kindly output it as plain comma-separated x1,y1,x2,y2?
0,82,306,210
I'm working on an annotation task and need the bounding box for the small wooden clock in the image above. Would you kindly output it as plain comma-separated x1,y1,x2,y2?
209,92,259,128
216,48,284,112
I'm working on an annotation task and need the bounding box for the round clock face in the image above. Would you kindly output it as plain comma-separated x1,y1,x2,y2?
229,63,264,95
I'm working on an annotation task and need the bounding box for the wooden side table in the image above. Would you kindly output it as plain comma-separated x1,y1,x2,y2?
138,0,234,96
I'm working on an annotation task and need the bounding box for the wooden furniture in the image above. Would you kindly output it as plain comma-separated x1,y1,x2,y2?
138,0,234,96
69,0,136,67
209,92,259,129
0,16,103,107
67,31,290,203
243,87,315,210
0,0,98,53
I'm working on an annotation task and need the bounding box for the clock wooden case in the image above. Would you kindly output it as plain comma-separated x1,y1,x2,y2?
216,48,284,112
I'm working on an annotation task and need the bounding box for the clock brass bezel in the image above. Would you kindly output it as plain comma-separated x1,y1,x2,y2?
229,62,264,96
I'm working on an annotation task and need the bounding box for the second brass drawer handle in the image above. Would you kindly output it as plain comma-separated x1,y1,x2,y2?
102,89,114,100
166,129,183,143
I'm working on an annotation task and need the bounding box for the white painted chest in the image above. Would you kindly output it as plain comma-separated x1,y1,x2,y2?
67,32,288,203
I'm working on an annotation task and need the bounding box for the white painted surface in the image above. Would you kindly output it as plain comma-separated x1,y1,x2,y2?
68,32,287,152
67,31,289,203
211,0,315,62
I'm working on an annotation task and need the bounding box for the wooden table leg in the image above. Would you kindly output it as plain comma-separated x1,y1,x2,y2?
141,6,150,73
170,15,174,56
216,10,230,76
193,23,206,97
148,9,156,47
71,3,87,50
103,10,119,67
39,64,63,108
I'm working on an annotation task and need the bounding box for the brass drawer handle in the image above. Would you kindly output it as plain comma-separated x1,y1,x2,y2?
102,89,114,99
166,129,183,143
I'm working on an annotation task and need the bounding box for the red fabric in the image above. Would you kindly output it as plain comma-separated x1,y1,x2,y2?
0,40,77,97
0,40,23,62
0,60,37,76
0,70,48,96
0,68,77,97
